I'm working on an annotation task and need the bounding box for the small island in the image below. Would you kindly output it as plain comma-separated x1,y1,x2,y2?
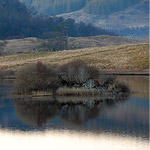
13,60,130,104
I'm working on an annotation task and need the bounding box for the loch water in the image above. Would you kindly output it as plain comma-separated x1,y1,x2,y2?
0,76,149,150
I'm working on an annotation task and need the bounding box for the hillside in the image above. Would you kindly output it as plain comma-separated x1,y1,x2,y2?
68,36,149,49
0,36,148,56
84,0,141,15
19,0,142,16
19,0,149,39
0,44,149,73
58,0,148,35
19,0,88,15
20,0,149,31
0,38,42,56
1,0,111,40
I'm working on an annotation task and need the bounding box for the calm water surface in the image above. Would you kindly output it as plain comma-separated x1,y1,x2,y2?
0,76,149,150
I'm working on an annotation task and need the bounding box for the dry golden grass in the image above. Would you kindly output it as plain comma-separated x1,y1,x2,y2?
56,87,102,96
32,91,53,96
31,87,102,97
0,38,42,55
0,44,149,71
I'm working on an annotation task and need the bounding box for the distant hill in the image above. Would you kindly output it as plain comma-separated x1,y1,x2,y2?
0,35,148,56
19,0,88,15
19,0,142,16
0,0,114,40
84,0,141,15
58,0,149,38
68,36,149,49
20,0,149,38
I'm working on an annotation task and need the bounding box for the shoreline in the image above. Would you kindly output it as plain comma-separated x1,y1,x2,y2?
100,69,149,76
0,70,149,80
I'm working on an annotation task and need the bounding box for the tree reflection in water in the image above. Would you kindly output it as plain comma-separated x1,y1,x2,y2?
13,94,129,128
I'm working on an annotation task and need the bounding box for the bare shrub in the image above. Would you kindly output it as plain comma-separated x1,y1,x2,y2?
14,61,60,94
102,77,130,94
113,82,130,93
36,61,47,74
59,60,100,86
87,66,99,81
59,60,89,85
98,69,116,86
103,76,116,88
98,70,129,93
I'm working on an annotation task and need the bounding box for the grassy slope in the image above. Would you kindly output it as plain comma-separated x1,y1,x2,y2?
0,36,148,56
0,44,149,72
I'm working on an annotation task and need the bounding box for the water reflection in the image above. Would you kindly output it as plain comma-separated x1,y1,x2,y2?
13,95,129,129
12,94,149,140
0,79,13,101
14,99,58,128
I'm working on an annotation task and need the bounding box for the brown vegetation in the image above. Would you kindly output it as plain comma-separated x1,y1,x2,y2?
14,61,60,94
13,60,130,96
0,44,148,73
58,60,99,86
0,36,148,56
